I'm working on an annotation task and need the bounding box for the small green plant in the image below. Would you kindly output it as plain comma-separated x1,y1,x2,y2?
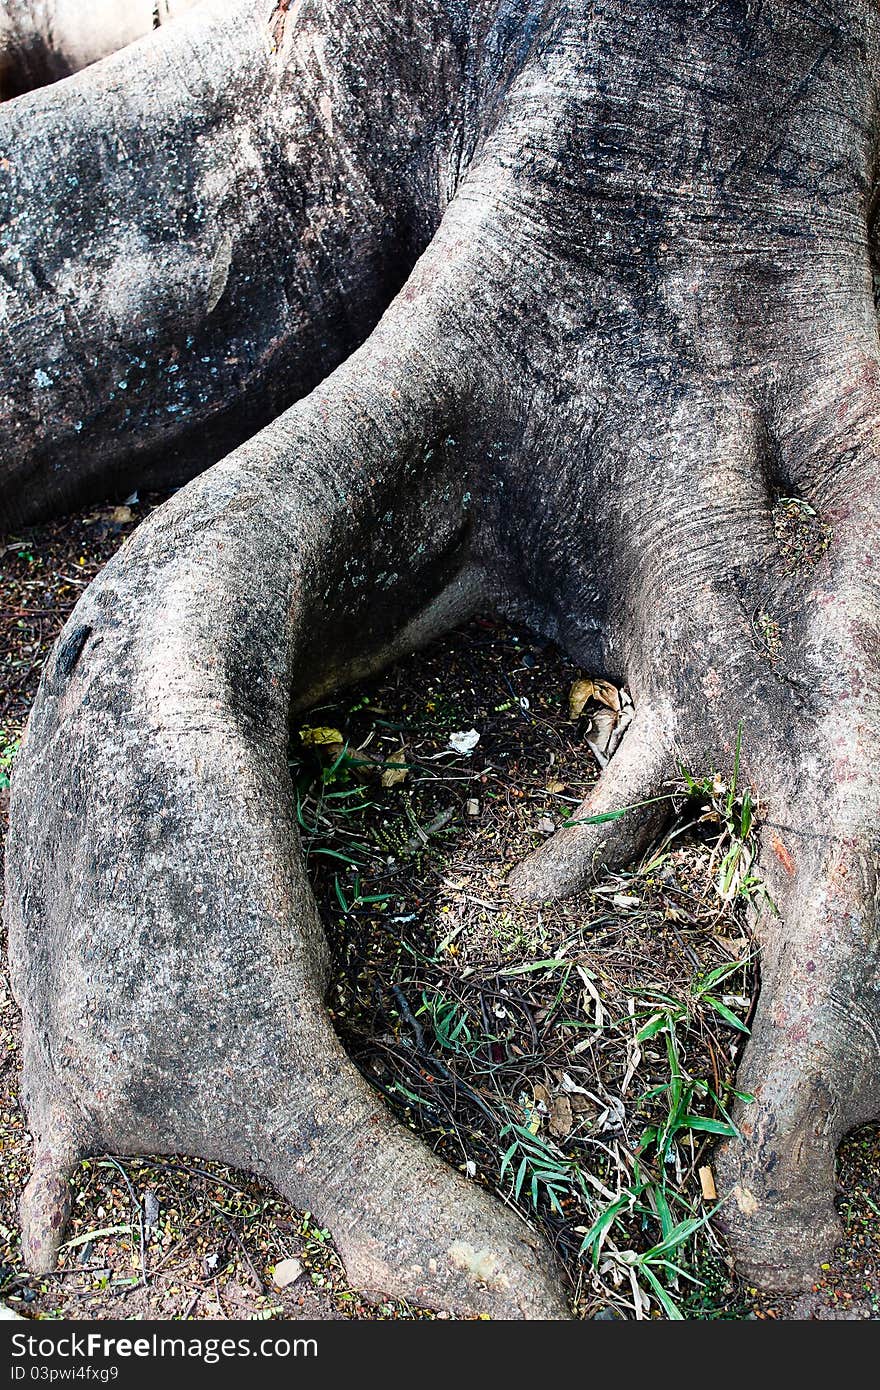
417,992,475,1054
333,872,391,915
499,1122,584,1216
0,732,21,790
635,1012,742,1161
679,724,775,915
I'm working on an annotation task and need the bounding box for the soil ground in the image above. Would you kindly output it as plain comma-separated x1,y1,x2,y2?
0,493,877,1320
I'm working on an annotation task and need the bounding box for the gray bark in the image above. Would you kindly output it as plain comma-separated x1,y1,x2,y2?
0,1,202,97
3,0,880,1312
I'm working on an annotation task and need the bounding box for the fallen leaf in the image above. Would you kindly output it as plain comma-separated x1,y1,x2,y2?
584,705,620,765
569,1092,600,1122
520,1099,542,1135
381,748,408,788
546,778,566,793
299,725,344,747
569,677,621,719
568,678,594,719
699,1166,718,1200
532,1082,551,1111
466,798,480,816
110,505,133,525
559,1071,591,1096
549,1093,573,1139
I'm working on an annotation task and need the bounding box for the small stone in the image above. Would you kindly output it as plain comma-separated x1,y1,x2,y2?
539,816,555,833
272,1256,304,1289
143,1190,160,1228
466,798,480,816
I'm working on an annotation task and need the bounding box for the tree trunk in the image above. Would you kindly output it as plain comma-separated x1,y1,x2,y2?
0,1,202,98
3,0,879,1313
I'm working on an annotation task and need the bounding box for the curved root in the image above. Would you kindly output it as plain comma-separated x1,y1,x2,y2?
508,702,672,902
5,281,568,1315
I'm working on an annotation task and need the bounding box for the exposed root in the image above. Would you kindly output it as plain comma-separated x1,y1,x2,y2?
713,1031,847,1291
0,0,201,99
508,703,673,902
19,1113,82,1277
4,0,880,1313
5,277,569,1315
267,1025,569,1317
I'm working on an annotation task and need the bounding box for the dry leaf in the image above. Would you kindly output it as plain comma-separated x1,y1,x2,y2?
569,676,621,719
299,725,344,747
569,1092,600,1123
110,505,133,524
592,679,622,712
584,704,619,765
546,778,566,793
568,678,594,719
699,1165,718,1200
520,1099,542,1135
532,1082,551,1111
548,1093,573,1139
381,748,408,788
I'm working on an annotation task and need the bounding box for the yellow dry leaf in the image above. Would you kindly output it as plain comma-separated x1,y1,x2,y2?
568,676,621,719
520,1099,542,1136
381,749,408,788
298,726,345,747
546,778,566,793
568,678,595,719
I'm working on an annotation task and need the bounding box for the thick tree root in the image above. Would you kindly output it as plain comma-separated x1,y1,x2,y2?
715,801,880,1288
4,0,880,1310
19,1109,83,1276
265,1030,567,1316
508,704,672,900
0,0,478,526
5,280,569,1317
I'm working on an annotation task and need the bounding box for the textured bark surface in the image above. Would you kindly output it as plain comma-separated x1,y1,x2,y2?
0,1,202,98
3,0,880,1314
